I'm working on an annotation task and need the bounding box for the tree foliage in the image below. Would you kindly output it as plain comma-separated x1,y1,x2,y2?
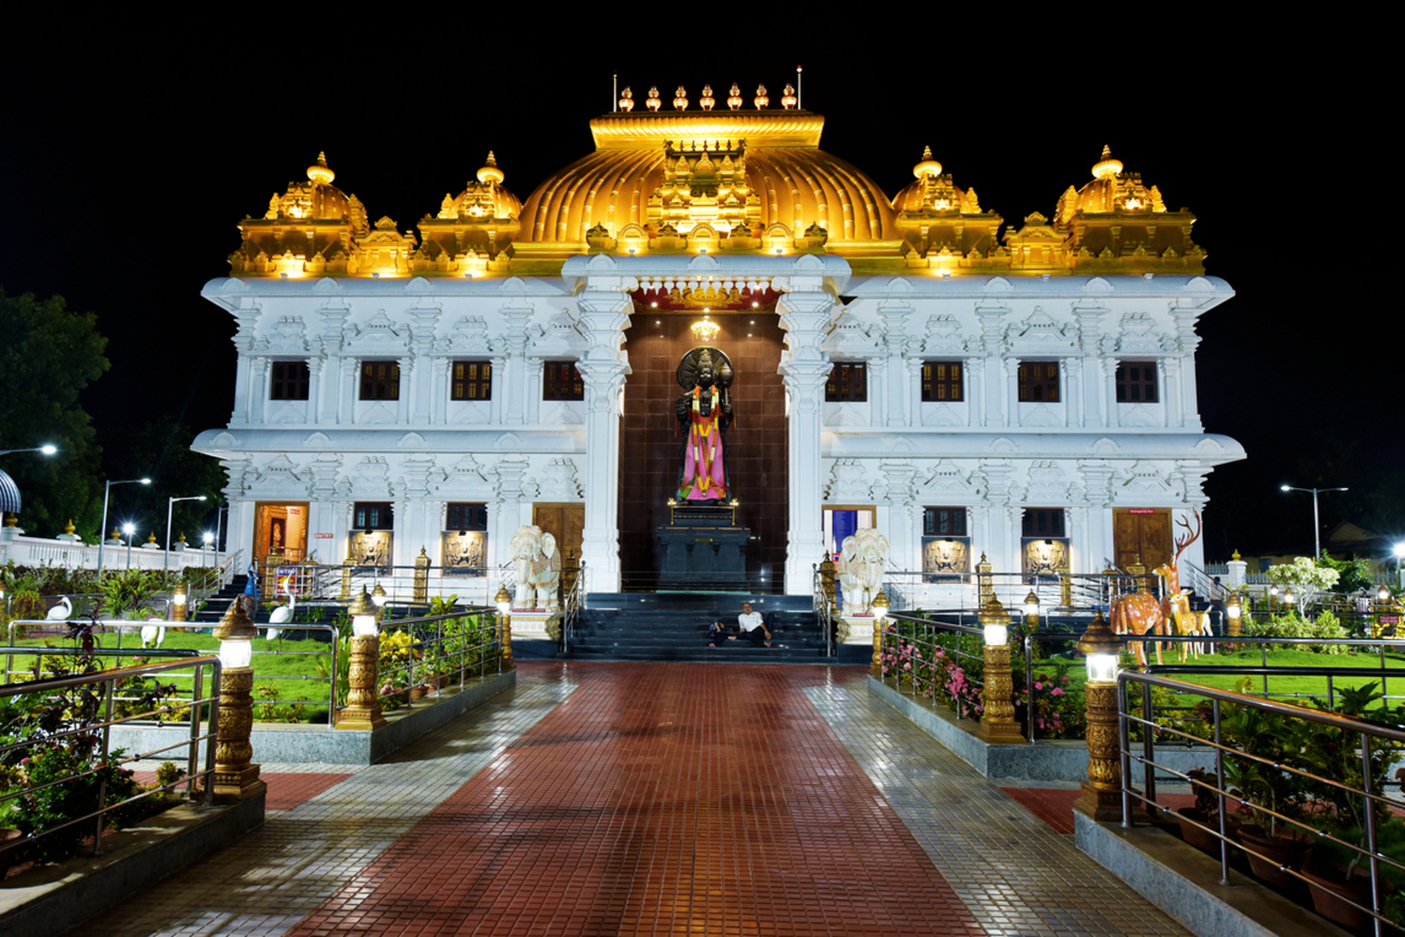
0,289,108,535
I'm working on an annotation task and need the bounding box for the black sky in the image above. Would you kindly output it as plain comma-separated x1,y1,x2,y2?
1,22,1393,561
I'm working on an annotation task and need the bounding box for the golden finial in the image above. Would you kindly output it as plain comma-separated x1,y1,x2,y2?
147,531,157,544
618,86,634,112
476,151,504,185
178,531,187,544
727,83,743,110
754,84,769,109
1232,549,1242,561
700,85,715,110
913,145,942,179
781,84,797,109
646,86,662,112
111,526,121,540
64,519,75,535
307,151,335,186
673,85,689,110
1092,144,1123,180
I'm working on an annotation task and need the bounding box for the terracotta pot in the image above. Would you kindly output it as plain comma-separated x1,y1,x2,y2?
408,685,428,701
0,828,23,878
1173,807,1234,854
1237,824,1314,888
1301,866,1379,933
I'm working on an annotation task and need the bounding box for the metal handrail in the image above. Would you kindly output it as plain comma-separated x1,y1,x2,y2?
561,562,585,655
879,611,985,717
0,652,221,864
372,606,500,708
1118,671,1405,933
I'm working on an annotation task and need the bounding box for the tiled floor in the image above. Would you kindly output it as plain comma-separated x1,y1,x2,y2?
73,663,1189,937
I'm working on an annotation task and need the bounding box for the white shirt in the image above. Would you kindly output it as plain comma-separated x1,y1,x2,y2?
739,611,763,631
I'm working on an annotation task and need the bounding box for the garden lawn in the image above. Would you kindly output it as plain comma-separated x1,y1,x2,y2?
1140,646,1405,711
5,630,335,723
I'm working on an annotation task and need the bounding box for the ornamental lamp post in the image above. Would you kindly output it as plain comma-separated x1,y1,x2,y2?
372,582,388,613
123,523,136,570
1024,590,1040,628
212,596,265,802
172,581,188,622
1394,543,1405,592
338,587,385,730
977,595,1024,744
495,584,515,671
1073,608,1125,822
868,591,889,678
1225,593,1242,637
1379,584,1392,606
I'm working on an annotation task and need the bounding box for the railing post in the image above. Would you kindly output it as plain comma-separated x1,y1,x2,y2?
977,595,1025,744
338,588,385,730
212,598,266,802
413,547,430,603
869,592,889,678
976,553,993,605
1073,609,1124,822
495,585,515,672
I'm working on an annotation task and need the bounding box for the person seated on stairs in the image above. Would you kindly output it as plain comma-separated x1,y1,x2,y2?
708,619,737,646
738,602,771,647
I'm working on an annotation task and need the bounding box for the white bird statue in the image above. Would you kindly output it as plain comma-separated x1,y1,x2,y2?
266,593,295,643
47,596,73,621
140,622,167,647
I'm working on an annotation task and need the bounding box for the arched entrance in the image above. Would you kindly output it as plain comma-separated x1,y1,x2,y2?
617,300,788,591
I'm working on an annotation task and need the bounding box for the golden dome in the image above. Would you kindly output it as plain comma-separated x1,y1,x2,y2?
911,145,942,179
476,151,506,186
1091,144,1123,180
517,110,898,252
306,151,335,186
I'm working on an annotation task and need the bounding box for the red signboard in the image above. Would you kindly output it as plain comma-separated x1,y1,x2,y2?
1128,508,1156,515
314,532,333,539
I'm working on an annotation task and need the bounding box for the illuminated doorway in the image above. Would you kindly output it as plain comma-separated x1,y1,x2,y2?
254,501,308,564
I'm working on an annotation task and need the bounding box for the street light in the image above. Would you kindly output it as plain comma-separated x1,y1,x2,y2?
0,444,58,524
97,478,151,577
164,495,208,575
1280,484,1348,561
0,445,57,457
122,522,136,570
1394,543,1405,592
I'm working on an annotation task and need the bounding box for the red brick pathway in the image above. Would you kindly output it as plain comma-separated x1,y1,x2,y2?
265,773,354,812
291,663,984,937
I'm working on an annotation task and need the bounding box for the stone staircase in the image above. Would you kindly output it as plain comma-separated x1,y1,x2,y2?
562,592,832,663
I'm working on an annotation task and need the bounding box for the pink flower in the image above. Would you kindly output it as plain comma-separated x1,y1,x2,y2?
1034,681,1044,691
1051,688,1064,697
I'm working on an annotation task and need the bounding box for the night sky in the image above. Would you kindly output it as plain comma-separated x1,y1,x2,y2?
2,24,1390,563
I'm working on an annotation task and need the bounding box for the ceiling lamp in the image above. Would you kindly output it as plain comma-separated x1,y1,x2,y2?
692,317,720,343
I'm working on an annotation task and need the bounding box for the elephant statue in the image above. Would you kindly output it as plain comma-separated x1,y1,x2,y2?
836,528,889,612
509,525,562,610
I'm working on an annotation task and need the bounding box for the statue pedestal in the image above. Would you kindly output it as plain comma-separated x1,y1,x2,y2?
511,610,562,641
658,505,749,591
839,613,877,645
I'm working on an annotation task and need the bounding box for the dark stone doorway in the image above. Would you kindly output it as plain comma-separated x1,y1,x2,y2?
617,311,788,591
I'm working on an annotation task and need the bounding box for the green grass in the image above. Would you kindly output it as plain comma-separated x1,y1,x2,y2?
1147,646,1405,707
4,630,336,723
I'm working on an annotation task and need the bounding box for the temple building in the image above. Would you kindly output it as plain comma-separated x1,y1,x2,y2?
193,84,1243,598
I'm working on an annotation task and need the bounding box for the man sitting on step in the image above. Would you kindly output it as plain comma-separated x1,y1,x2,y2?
738,602,771,647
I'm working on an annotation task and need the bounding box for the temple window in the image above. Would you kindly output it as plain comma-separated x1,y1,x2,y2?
1018,361,1060,403
359,360,400,400
1022,508,1066,538
920,360,963,401
1115,361,1159,403
543,360,584,401
923,506,968,537
446,503,488,532
269,360,309,400
451,360,492,401
353,502,394,531
825,362,867,402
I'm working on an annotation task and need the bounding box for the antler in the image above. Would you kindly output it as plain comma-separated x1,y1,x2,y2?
1172,510,1202,561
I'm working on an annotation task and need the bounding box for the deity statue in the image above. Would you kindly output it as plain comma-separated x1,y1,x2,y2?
674,347,734,502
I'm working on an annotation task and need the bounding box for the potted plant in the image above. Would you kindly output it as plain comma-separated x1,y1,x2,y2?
1218,705,1314,887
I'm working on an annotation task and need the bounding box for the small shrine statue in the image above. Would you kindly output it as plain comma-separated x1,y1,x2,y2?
674,347,733,502
837,528,890,611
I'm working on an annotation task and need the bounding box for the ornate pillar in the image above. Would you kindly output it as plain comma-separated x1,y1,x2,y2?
397,356,413,425
410,306,437,424
776,285,835,593
488,354,508,426
575,285,634,593
1003,357,1020,427
1171,305,1203,430
338,357,358,425
907,358,923,428
1162,357,1183,428
247,358,269,424
498,303,532,425
879,301,913,428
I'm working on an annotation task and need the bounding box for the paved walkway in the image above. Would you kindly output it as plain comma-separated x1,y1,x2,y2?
75,663,1189,937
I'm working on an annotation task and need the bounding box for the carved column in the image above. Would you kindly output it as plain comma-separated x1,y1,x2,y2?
499,302,532,425
777,285,835,593
247,358,270,424
397,356,413,425
1162,357,1183,428
879,301,913,428
575,286,633,593
1003,357,1020,427
338,357,358,425
907,358,924,428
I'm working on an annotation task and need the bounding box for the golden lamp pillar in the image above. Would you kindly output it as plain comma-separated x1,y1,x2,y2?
868,591,889,678
338,587,385,731
212,598,266,802
818,551,837,610
172,581,188,622
495,585,515,671
1073,609,1124,822
977,595,1024,744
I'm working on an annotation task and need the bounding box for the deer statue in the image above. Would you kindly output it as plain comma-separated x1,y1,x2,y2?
1153,511,1211,661
1110,556,1166,669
